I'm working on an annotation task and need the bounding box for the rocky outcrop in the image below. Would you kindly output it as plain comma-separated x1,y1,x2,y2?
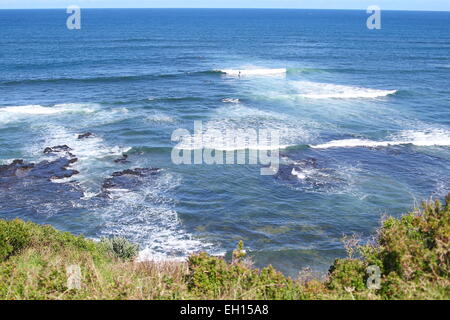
43,145,77,162
100,167,161,198
114,154,129,164
0,153,83,214
0,156,79,183
78,132,94,140
275,158,318,182
0,138,162,212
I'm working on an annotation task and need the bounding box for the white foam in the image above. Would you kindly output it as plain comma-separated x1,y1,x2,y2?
221,98,240,103
1,105,66,115
1,104,96,115
311,129,450,149
145,113,176,124
0,103,97,124
281,157,366,197
26,125,218,259
95,172,218,261
0,158,16,165
174,104,314,151
50,177,76,183
291,165,332,182
27,125,130,193
39,129,129,161
3,103,219,261
219,68,287,77
53,103,98,111
290,81,397,99
175,143,290,152
291,168,306,180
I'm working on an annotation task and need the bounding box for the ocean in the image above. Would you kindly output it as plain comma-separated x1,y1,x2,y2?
0,9,449,276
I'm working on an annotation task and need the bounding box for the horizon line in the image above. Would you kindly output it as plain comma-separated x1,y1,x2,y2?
0,8,449,12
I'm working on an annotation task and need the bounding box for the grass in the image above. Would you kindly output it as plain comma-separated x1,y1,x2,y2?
0,194,449,300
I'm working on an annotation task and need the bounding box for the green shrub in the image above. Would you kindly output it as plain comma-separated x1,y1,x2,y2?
187,242,304,299
100,237,139,261
0,193,448,300
0,219,106,263
332,194,450,299
0,219,31,261
232,240,247,262
327,258,367,293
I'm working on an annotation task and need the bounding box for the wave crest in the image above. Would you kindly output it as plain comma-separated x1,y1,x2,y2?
218,68,287,77
311,129,450,149
291,81,397,99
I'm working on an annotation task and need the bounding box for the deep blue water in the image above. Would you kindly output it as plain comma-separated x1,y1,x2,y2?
0,9,449,276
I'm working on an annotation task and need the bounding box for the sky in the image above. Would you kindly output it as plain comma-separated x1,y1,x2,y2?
0,0,449,11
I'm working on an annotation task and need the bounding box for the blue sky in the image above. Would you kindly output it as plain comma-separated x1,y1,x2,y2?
1,0,449,11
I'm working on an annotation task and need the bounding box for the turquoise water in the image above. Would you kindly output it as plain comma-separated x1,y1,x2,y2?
0,9,449,276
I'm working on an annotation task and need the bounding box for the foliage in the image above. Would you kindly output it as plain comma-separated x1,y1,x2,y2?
100,237,140,261
326,195,450,299
0,194,448,300
187,249,303,299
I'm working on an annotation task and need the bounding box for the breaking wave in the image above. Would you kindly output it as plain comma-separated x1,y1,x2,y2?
221,98,240,103
0,104,97,123
174,104,315,151
217,68,287,77
311,129,450,149
93,172,218,261
290,81,397,99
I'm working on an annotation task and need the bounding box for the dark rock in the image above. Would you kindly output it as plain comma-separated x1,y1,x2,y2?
12,159,24,165
276,158,318,181
114,154,129,164
33,158,79,180
100,167,161,198
43,145,77,163
0,159,33,178
78,132,93,139
0,157,83,215
0,157,79,182
111,168,159,177
274,156,344,192
43,145,72,154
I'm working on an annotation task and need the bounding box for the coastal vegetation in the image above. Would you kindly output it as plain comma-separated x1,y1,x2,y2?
0,194,448,300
